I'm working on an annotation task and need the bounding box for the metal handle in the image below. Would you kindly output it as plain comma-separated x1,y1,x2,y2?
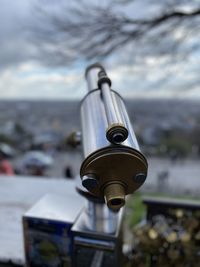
85,63,128,144
98,69,128,144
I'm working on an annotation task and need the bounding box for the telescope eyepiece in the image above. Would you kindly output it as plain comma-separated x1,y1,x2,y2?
106,123,128,144
112,133,124,144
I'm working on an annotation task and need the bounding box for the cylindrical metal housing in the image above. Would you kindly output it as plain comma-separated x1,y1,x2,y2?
80,88,148,211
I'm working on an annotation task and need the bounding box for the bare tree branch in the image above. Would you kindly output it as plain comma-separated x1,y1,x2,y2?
32,0,200,63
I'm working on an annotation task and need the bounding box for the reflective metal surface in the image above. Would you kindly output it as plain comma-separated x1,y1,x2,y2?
76,176,118,234
81,89,140,155
85,63,103,91
85,200,119,234
71,203,124,267
85,64,128,144
80,64,148,211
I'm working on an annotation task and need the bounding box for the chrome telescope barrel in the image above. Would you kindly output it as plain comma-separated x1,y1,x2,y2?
80,63,148,211
85,200,118,234
76,183,118,234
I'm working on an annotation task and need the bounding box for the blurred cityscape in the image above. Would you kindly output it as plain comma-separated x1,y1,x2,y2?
0,1,200,266
0,98,200,183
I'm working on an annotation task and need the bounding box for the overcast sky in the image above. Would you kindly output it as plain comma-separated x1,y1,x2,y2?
0,0,199,100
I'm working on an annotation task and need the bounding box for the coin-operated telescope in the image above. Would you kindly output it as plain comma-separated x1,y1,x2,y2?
80,63,148,211
22,64,148,267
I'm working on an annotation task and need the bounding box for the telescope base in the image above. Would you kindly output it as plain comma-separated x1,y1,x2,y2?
71,208,124,267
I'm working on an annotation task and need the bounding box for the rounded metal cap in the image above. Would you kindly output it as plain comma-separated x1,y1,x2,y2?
85,63,105,78
134,173,146,184
82,174,98,191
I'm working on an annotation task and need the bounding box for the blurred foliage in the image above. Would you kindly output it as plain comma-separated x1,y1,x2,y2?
127,192,146,227
127,193,200,228
0,134,14,146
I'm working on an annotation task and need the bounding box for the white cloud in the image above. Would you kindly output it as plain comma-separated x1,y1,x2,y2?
0,63,85,99
0,0,199,100
0,57,199,100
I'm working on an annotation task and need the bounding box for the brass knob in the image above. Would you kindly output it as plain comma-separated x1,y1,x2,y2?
104,183,125,211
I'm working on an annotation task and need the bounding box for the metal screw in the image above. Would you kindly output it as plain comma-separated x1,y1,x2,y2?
82,174,98,191
134,173,146,184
